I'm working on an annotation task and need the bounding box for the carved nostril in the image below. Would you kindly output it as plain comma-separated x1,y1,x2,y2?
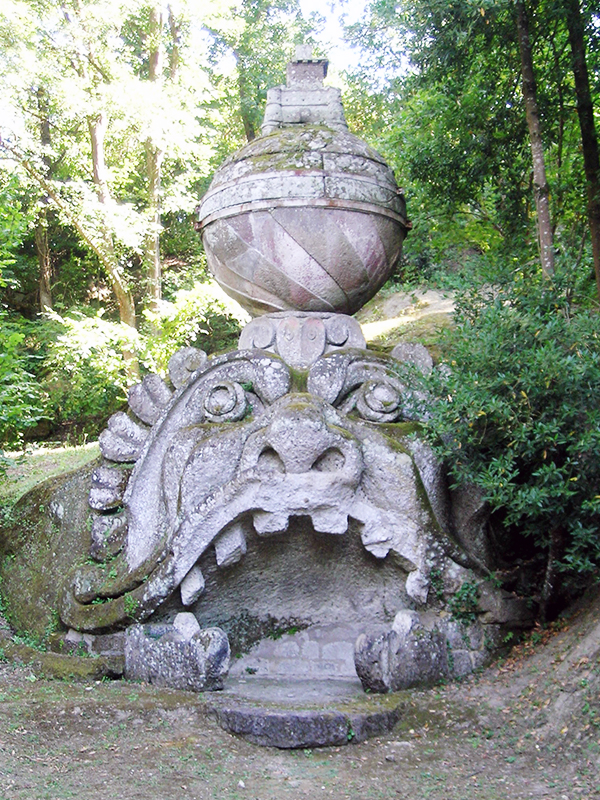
256,446,285,473
311,447,345,472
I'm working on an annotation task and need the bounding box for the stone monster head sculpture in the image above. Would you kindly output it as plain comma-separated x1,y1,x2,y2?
59,313,466,633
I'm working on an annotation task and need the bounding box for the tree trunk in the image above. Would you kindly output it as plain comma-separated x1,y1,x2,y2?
35,215,53,311
515,0,555,278
87,113,137,329
540,525,566,622
234,51,256,143
563,0,600,301
35,87,53,311
144,5,164,315
87,113,139,376
167,5,181,79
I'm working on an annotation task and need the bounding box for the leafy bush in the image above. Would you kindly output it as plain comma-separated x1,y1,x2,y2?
0,312,46,469
141,281,248,373
418,268,600,613
30,281,247,441
41,310,140,440
0,174,32,289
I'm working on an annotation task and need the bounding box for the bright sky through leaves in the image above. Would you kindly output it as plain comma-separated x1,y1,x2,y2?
298,0,366,76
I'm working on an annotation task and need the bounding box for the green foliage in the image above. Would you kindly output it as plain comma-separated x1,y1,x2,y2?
0,172,34,290
11,281,247,442
41,309,139,439
343,0,597,287
141,281,247,372
205,0,317,147
448,581,479,624
0,312,46,456
419,267,600,584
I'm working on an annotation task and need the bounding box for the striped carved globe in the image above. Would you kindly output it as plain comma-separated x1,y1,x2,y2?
196,126,410,317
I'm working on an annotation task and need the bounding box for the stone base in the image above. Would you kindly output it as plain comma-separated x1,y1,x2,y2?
206,677,403,748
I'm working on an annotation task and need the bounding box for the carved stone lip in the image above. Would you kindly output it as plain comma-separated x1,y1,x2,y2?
196,199,411,231
196,171,409,228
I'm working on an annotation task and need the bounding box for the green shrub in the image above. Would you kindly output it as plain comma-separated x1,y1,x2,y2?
418,268,600,610
32,281,247,441
41,309,140,439
0,312,46,457
0,173,33,289
141,281,248,373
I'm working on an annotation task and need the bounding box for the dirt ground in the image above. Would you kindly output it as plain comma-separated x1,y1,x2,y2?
0,591,599,800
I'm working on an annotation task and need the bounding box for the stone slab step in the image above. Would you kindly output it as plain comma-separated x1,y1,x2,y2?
206,677,404,749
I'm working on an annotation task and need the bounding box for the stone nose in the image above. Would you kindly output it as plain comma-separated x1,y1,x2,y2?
240,396,363,481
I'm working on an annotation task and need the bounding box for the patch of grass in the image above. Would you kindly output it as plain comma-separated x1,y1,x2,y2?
0,442,100,502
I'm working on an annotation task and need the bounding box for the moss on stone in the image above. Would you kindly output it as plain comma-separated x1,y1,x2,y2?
0,463,98,641
2,640,123,680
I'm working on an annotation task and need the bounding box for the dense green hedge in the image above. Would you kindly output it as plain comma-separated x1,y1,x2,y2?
416,269,600,614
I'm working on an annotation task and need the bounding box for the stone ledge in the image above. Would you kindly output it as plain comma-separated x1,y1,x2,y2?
205,677,404,748
0,641,124,681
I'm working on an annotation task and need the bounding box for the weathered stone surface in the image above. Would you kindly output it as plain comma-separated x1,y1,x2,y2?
88,466,129,511
478,583,537,626
213,707,349,748
349,708,403,743
98,413,148,463
211,701,402,749
196,44,409,316
354,610,493,693
172,611,201,639
229,623,384,680
0,465,99,640
1,640,124,680
307,350,413,422
450,482,494,571
127,374,172,425
239,312,366,369
264,46,343,134
90,512,127,561
197,130,408,316
168,347,208,389
391,342,434,374
180,565,205,606
61,333,471,635
355,623,448,693
206,675,404,748
124,622,230,691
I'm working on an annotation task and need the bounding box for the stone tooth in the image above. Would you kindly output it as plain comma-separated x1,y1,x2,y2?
359,520,393,559
88,466,129,511
180,565,206,606
253,511,289,536
310,509,348,535
214,520,247,567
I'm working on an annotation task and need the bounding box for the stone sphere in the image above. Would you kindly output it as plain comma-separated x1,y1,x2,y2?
196,126,410,317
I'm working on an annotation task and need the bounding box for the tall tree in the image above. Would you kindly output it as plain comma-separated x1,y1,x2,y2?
34,86,54,311
515,0,555,278
562,0,600,299
0,0,216,330
143,3,165,314
204,0,314,145
343,0,597,282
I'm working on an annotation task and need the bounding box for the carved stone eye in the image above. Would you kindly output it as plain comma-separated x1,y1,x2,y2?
355,380,403,422
202,381,248,422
